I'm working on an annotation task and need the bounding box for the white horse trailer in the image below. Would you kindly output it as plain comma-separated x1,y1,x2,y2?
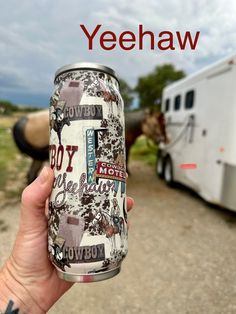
158,54,236,211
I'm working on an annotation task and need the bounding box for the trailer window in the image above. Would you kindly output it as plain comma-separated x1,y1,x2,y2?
185,90,195,109
174,95,181,111
165,98,170,112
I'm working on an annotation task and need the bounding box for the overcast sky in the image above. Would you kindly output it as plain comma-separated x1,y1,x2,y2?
1,0,236,107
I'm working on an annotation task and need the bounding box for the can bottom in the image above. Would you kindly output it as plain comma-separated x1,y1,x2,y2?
57,267,121,283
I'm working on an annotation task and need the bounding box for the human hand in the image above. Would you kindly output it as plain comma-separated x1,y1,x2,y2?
0,167,134,313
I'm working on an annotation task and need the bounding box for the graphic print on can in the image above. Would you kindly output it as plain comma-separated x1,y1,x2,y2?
48,64,128,282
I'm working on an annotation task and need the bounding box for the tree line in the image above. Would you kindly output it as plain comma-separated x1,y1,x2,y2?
0,100,40,115
0,63,185,113
121,63,185,110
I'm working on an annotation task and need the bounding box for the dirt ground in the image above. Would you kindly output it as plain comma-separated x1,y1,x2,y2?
1,160,236,314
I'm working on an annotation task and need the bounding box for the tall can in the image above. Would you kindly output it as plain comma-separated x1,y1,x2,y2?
48,63,128,282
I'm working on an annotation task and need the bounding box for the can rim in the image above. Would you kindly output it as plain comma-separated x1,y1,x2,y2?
54,62,117,82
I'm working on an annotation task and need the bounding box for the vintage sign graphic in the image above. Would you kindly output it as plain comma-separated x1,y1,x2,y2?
86,128,96,183
96,161,126,182
64,104,103,121
63,244,105,263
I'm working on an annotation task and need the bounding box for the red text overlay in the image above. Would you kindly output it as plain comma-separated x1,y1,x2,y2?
80,24,200,51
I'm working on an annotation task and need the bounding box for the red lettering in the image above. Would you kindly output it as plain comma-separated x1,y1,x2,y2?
176,31,200,50
100,31,116,50
80,24,200,52
158,31,175,50
119,31,136,50
139,24,154,50
80,24,101,50
49,144,56,169
66,145,78,172
56,145,64,170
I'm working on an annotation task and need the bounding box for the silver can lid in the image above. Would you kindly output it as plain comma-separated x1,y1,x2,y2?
55,62,117,81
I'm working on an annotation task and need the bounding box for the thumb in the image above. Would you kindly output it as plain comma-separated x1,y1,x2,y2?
20,166,54,233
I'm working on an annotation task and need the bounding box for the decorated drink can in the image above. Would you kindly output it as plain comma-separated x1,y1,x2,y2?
48,63,128,282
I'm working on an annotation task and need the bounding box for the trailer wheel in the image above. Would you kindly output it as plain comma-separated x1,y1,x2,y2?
164,156,174,186
156,151,164,178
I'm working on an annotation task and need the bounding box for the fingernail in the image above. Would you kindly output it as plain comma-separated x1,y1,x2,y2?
37,166,49,184
127,197,134,207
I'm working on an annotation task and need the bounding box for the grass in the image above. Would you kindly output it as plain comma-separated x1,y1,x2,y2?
0,114,30,202
130,135,158,166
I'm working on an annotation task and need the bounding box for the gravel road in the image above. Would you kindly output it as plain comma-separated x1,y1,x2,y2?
1,160,236,314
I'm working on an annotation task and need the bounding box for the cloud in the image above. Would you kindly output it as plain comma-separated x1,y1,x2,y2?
1,0,236,106
0,67,26,90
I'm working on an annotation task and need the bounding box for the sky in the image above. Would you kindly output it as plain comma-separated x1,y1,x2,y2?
1,0,236,107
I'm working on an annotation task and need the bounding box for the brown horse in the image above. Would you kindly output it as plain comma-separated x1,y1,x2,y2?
141,111,169,144
125,110,148,170
12,109,166,183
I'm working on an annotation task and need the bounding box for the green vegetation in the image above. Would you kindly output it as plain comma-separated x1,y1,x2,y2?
0,100,19,114
135,64,185,109
119,64,185,111
0,99,40,115
119,78,134,110
130,135,158,166
0,115,30,201
0,99,39,201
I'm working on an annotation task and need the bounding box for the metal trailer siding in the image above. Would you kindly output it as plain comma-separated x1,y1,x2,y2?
161,55,236,210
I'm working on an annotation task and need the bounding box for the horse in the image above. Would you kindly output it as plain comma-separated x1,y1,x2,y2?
13,110,49,184
125,110,147,170
92,209,125,254
12,109,167,183
141,110,169,144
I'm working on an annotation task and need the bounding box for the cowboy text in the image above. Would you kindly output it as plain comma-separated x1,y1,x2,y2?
49,144,78,172
64,244,105,263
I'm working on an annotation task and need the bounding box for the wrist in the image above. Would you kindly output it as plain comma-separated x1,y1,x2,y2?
0,261,45,314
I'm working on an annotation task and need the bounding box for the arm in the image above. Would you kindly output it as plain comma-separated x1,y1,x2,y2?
0,264,44,313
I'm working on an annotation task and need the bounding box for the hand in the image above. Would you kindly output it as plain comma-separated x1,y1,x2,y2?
0,167,134,313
